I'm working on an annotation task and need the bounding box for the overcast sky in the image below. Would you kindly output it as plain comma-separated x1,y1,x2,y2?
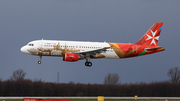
0,0,180,84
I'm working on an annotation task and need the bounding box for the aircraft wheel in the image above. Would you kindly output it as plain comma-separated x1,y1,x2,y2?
85,62,92,67
38,61,41,64
88,62,92,67
85,62,89,66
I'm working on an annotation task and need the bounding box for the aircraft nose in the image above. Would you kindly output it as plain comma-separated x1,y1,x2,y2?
20,46,30,54
20,47,24,52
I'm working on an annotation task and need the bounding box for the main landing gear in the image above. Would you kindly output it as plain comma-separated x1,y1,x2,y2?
85,59,92,67
37,55,93,67
38,56,42,64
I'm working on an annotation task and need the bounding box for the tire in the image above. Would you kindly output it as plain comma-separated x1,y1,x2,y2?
38,61,41,64
85,62,89,66
88,62,92,67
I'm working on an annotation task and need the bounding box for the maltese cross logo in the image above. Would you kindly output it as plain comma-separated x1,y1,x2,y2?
146,30,159,45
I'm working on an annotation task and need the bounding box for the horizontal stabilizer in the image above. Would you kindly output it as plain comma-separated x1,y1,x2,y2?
145,47,165,51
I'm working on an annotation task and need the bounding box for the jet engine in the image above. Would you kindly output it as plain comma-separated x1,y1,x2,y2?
63,53,79,62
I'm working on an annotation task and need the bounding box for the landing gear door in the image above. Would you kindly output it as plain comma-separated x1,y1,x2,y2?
133,45,137,54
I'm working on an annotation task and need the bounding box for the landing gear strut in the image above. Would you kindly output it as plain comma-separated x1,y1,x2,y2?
85,59,92,67
38,56,42,64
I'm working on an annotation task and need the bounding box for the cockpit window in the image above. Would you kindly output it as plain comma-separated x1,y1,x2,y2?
28,43,34,46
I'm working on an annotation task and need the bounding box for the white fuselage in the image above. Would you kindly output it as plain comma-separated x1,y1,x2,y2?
21,40,119,59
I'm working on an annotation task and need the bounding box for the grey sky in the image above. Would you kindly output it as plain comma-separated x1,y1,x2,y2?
0,0,179,84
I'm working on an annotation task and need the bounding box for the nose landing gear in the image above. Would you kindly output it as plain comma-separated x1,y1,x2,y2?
38,56,42,64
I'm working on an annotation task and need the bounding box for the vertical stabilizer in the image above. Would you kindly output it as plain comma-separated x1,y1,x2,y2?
134,22,163,46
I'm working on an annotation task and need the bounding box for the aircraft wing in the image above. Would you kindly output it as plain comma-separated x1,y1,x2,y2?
72,47,110,56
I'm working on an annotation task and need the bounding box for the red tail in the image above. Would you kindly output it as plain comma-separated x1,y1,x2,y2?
134,22,163,47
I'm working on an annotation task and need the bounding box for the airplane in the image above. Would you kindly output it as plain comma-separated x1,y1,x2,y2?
21,22,165,67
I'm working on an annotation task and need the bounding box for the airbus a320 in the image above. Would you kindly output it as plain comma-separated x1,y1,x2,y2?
21,22,165,67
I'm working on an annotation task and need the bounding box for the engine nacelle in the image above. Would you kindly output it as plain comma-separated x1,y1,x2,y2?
63,53,79,62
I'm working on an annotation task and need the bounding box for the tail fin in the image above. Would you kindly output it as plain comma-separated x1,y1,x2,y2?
134,22,163,46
